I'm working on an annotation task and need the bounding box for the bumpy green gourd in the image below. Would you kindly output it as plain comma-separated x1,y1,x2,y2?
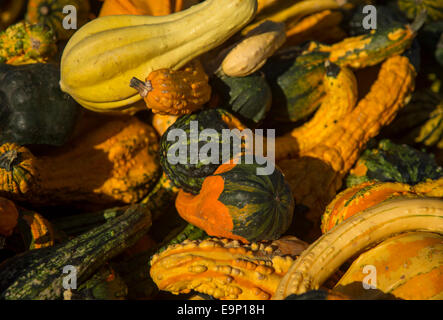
0,21,56,65
346,139,443,188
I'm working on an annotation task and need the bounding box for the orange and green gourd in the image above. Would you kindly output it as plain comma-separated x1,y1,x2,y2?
130,60,211,116
321,178,443,234
321,181,415,234
16,209,55,250
0,21,56,65
175,161,294,243
345,139,443,188
334,231,443,300
263,50,328,122
265,13,423,123
159,108,247,195
150,237,302,300
26,0,91,40
302,9,426,69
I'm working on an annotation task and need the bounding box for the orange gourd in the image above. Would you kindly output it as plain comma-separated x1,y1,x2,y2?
99,0,200,17
130,60,211,115
0,114,161,209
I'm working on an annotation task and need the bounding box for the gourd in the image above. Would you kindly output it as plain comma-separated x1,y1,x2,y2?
273,197,443,299
322,178,443,234
256,0,280,14
0,114,161,208
275,55,416,241
111,216,207,299
59,0,258,113
52,172,179,238
159,108,246,194
130,60,211,115
26,0,91,40
397,0,443,22
175,161,294,243
334,231,443,300
141,172,180,221
263,51,328,122
99,0,200,17
0,63,81,146
0,204,152,299
0,21,56,65
211,71,272,126
15,208,55,250
276,61,358,157
0,0,26,30
267,12,423,124
152,114,178,136
150,237,301,300
346,139,443,188
285,10,346,46
243,0,341,35
321,181,414,234
303,10,426,69
221,21,286,77
381,90,443,148
0,197,18,237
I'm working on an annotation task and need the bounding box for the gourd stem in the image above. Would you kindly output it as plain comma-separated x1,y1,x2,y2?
130,77,153,98
0,149,19,172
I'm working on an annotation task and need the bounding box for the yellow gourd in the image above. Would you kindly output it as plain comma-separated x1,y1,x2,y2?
60,0,257,113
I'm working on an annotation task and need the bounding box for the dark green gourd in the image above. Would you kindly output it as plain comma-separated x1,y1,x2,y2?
0,63,80,146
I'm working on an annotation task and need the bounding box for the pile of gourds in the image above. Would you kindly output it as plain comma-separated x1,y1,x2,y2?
0,0,442,300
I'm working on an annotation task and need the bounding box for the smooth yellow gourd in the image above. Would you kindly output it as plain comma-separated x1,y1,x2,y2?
60,0,257,113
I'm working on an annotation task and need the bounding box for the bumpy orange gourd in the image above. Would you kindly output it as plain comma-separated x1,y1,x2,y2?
0,114,161,208
0,197,19,237
150,237,307,300
130,60,211,115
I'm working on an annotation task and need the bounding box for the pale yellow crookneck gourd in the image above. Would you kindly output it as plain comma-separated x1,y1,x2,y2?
59,0,258,113
273,197,443,299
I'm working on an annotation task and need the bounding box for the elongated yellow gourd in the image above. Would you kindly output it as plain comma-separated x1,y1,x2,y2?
60,0,257,113
273,197,443,299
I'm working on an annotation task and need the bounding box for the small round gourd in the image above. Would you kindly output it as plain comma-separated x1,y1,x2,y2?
176,161,294,242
